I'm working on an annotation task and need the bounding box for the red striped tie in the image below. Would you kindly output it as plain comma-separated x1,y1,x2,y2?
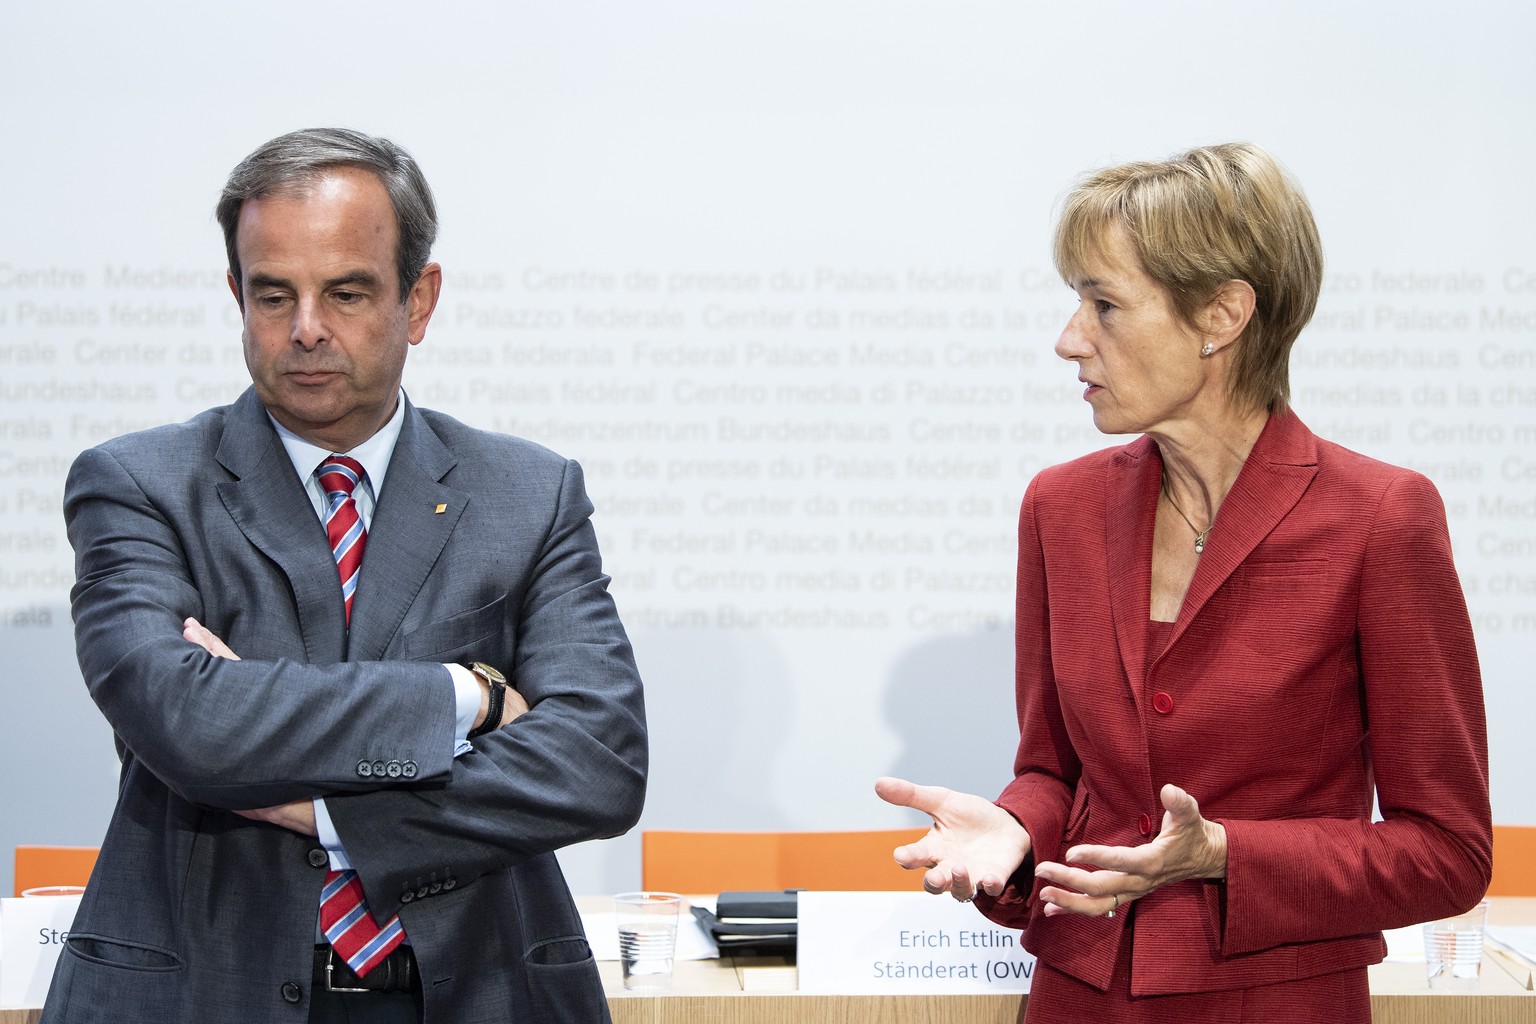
316,455,367,624
320,868,405,977
314,455,404,976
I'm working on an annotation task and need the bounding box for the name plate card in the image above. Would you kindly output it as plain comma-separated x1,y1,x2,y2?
0,895,81,1008
797,891,1035,994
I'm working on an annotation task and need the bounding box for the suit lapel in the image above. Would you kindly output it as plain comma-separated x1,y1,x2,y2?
214,389,348,664
345,401,468,661
1164,409,1319,651
1104,437,1162,695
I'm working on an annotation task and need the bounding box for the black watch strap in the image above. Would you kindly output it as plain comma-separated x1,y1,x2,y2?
465,662,507,739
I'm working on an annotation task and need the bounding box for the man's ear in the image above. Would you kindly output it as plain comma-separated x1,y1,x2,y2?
227,270,245,313
406,263,442,346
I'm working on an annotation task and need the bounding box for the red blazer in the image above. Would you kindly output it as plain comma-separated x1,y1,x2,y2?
976,409,1491,997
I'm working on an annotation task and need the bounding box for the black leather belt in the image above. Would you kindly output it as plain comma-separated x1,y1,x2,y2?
314,945,419,994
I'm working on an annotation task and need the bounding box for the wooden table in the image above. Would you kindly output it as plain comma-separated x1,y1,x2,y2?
602,937,1536,1024
6,898,1533,1023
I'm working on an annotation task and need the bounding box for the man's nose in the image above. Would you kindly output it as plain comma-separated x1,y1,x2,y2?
290,296,328,349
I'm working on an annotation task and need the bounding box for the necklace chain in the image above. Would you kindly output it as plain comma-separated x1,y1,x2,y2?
1161,477,1213,555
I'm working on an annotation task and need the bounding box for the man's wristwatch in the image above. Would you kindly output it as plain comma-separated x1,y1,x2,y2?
465,661,508,739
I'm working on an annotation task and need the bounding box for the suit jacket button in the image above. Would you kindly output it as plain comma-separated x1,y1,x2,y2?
307,848,328,868
280,982,302,1003
357,760,373,777
386,760,403,778
1138,812,1154,835
429,881,442,894
443,876,456,891
400,889,415,903
1152,691,1175,714
417,885,431,899
371,760,387,776
402,761,418,778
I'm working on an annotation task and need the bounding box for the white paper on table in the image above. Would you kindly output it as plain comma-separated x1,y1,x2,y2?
1487,926,1536,967
0,895,81,1008
1382,924,1426,962
582,900,719,961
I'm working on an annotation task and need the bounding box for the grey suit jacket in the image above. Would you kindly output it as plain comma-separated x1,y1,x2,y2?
44,387,647,1023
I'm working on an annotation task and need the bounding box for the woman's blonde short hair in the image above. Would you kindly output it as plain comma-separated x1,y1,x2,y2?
1053,142,1323,413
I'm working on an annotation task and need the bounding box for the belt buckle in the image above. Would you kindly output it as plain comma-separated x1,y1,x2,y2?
324,948,373,993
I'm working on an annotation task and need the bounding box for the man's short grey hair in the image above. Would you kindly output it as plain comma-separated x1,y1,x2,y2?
216,127,437,303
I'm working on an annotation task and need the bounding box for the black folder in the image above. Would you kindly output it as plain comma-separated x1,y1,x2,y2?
715,889,799,920
693,890,801,957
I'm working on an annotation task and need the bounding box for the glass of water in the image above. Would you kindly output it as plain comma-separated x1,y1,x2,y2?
613,891,682,991
1423,899,1488,991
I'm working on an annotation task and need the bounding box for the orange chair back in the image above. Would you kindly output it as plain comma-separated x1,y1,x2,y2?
1487,825,1536,897
14,845,99,897
641,829,928,893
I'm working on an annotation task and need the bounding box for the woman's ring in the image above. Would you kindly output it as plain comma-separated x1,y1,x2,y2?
1106,894,1120,919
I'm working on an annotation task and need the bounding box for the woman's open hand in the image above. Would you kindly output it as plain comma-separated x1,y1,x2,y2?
875,776,1032,902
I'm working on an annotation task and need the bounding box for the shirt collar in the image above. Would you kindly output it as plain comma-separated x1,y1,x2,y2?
269,390,408,492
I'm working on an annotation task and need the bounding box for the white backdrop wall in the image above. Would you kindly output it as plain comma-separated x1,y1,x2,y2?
2,1,1532,897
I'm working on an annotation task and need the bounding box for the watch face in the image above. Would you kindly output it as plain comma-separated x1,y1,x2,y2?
470,661,506,685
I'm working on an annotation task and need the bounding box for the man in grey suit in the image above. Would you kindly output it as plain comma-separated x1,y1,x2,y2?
46,128,647,1023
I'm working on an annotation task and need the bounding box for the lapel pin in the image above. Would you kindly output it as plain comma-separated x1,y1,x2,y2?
434,503,447,514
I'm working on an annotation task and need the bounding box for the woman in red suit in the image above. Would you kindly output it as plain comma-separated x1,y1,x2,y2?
877,142,1491,1022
